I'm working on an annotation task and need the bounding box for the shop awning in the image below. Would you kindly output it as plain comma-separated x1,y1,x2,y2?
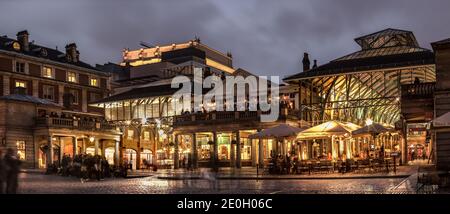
352,123,391,137
249,124,305,139
433,112,450,127
297,120,361,140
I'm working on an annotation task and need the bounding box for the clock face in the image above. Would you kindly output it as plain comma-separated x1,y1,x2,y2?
12,42,21,51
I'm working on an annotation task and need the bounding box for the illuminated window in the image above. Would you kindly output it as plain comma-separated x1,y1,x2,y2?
42,66,54,78
90,77,98,87
127,130,134,140
16,141,26,160
69,89,79,105
42,85,55,100
67,71,77,83
15,61,26,73
144,131,150,140
15,80,27,88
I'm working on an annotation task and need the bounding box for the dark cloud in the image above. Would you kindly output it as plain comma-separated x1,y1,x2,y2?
1,0,450,79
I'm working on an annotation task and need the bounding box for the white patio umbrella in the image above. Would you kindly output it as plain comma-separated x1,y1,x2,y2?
352,123,391,136
297,120,361,140
249,124,305,139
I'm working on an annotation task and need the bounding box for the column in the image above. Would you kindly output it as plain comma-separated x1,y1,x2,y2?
251,139,257,167
48,136,54,166
81,89,88,112
94,138,99,155
235,131,241,168
258,138,264,168
59,137,64,164
3,75,10,96
331,136,336,160
58,85,64,105
174,134,179,169
82,138,86,154
213,131,218,168
72,137,78,156
230,136,236,168
115,140,120,166
192,133,198,169
32,79,39,97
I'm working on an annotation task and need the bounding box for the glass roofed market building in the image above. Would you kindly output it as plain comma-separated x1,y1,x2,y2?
284,28,437,165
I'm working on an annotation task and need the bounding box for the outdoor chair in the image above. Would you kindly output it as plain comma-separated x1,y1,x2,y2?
349,159,358,172
320,161,334,173
297,161,310,174
358,160,371,174
312,161,322,174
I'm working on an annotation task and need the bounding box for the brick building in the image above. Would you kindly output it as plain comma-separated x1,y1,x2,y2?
0,30,120,168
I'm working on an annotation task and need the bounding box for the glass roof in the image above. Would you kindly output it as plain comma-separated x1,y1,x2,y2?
334,46,430,61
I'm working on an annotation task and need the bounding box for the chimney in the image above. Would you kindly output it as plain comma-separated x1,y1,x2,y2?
302,52,310,72
16,30,30,52
65,43,79,62
312,59,318,69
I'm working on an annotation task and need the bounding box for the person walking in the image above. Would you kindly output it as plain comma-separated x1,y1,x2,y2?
0,150,6,194
4,148,21,194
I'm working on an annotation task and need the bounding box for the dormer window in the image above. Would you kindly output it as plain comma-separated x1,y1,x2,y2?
42,66,54,79
15,61,26,73
89,77,98,87
67,71,77,83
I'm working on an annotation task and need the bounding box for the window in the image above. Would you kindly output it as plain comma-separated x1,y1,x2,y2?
43,85,55,100
69,89,79,105
15,80,27,88
89,92,102,102
15,61,26,73
67,71,77,83
90,77,98,87
16,141,26,160
127,130,134,140
144,131,150,140
42,66,54,78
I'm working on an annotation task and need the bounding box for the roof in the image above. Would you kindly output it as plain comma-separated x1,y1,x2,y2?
91,81,213,104
354,28,417,48
284,28,434,81
0,35,101,73
0,94,62,107
284,50,434,81
431,38,450,50
91,84,181,104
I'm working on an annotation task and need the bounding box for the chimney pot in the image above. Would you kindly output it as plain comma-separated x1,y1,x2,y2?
16,30,30,52
313,60,318,69
302,52,310,72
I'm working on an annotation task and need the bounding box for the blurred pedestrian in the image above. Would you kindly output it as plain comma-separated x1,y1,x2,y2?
0,150,6,194
4,148,21,194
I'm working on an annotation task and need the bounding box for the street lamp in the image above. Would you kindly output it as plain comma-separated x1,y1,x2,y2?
89,136,95,143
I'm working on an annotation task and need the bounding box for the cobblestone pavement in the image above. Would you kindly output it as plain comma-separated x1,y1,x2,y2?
18,172,405,194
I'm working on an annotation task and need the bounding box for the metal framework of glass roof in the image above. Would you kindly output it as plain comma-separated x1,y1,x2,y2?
298,65,435,126
291,29,436,126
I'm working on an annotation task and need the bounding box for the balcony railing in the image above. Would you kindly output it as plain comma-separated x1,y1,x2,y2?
401,82,435,98
35,117,117,131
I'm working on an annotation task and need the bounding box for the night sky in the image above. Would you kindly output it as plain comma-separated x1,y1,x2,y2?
1,0,450,79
